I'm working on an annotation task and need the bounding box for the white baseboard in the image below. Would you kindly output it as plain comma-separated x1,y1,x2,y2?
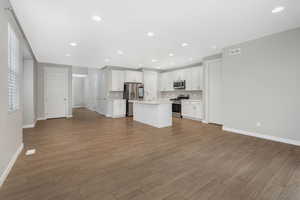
72,106,85,108
201,120,209,124
223,127,300,146
66,115,73,118
182,115,203,122
23,124,35,129
37,117,46,121
0,143,24,187
23,120,37,129
111,114,125,118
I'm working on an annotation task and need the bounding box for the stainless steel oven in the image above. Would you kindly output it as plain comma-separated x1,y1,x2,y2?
172,102,182,118
173,80,186,89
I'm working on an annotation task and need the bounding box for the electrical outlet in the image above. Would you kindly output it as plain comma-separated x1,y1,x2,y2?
256,122,261,127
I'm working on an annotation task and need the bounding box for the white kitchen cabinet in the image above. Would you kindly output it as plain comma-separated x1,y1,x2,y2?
190,67,203,90
182,100,203,121
173,69,185,81
125,70,143,83
159,72,173,92
159,73,168,91
111,99,126,118
108,70,124,91
104,99,126,118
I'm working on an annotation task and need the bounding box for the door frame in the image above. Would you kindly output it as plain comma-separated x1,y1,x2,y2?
44,66,69,119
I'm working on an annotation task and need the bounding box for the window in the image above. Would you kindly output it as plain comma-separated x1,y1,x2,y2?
8,23,20,112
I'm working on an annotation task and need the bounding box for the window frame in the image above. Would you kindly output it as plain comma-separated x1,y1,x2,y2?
8,23,20,113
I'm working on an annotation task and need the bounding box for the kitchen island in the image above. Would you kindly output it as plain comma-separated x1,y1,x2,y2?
130,100,172,128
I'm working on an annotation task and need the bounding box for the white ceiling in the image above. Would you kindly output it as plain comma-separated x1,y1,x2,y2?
10,0,300,69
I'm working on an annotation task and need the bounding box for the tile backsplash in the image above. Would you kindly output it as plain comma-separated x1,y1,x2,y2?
159,90,202,100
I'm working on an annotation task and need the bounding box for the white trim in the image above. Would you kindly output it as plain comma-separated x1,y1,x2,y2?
72,105,85,108
182,115,202,122
23,124,35,129
0,143,24,187
23,120,37,129
66,115,73,118
37,117,46,121
202,120,209,124
111,114,126,118
223,127,300,146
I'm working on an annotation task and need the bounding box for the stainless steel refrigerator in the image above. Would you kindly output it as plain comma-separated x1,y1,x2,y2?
123,83,144,116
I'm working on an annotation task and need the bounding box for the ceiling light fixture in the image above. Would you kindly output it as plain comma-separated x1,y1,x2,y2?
65,54,71,57
169,53,174,57
181,43,188,47
117,50,124,55
272,6,285,13
69,42,78,47
152,59,158,63
104,58,110,62
92,15,102,22
189,57,193,61
147,32,155,37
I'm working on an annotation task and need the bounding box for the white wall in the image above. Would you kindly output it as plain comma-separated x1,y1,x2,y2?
85,68,98,111
23,59,37,127
0,0,31,186
37,63,73,119
222,27,300,143
72,77,85,108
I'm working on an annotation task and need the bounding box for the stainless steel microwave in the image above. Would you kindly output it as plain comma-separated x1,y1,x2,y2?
173,80,185,89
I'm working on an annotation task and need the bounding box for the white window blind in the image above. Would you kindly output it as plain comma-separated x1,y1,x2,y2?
8,23,20,112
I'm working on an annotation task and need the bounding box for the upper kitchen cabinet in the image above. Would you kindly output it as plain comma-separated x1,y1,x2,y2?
173,69,185,81
184,66,203,91
125,70,143,83
159,72,174,92
108,70,124,91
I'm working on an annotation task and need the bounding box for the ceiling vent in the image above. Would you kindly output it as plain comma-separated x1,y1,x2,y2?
229,48,241,56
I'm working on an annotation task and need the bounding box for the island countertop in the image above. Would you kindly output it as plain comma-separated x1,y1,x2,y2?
129,100,171,105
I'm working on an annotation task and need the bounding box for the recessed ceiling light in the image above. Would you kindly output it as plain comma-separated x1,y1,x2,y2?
65,54,71,57
169,53,174,57
104,58,110,62
117,50,124,55
189,57,193,61
181,43,188,47
147,32,155,37
92,15,102,22
272,6,285,13
152,59,158,63
69,42,77,47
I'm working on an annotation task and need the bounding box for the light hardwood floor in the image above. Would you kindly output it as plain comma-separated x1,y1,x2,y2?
0,108,300,200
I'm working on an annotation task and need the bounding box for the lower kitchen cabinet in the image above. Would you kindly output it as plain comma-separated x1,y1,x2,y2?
97,99,126,118
182,100,203,121
106,99,126,118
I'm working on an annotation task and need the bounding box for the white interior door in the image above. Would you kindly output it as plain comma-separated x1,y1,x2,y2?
206,59,222,124
45,67,68,119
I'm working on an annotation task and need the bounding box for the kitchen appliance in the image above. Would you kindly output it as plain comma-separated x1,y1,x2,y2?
123,83,144,116
173,80,186,89
170,94,189,118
